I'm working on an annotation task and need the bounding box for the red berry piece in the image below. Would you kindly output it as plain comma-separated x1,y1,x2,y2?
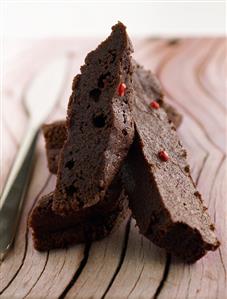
118,83,126,96
158,150,169,162
150,101,160,109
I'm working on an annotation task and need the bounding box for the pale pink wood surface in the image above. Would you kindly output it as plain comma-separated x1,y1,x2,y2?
0,37,226,299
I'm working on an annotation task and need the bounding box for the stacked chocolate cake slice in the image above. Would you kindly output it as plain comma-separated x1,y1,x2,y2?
30,22,219,263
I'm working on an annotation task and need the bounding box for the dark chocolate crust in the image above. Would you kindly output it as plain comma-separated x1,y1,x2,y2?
121,64,220,263
53,22,134,215
30,190,129,251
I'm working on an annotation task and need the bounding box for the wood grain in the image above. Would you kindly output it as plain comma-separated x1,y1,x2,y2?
0,37,226,299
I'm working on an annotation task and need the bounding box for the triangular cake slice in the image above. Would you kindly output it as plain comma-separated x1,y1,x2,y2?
122,63,220,262
53,22,134,215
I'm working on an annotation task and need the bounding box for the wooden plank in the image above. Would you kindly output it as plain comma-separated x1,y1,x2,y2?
153,38,227,299
64,219,129,299
104,220,166,299
0,37,226,299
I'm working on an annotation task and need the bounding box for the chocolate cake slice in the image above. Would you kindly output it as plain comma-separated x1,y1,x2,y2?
30,146,130,251
122,64,220,263
30,189,128,251
53,22,134,215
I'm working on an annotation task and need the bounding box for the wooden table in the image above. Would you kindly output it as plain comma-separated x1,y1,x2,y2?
1,37,226,299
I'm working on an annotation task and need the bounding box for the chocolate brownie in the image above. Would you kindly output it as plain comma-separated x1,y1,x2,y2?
30,189,128,251
121,65,220,263
53,22,134,215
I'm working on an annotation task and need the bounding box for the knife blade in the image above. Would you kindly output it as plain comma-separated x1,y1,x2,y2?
0,56,68,261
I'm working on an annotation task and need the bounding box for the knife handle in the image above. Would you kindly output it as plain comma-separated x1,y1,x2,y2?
0,125,39,260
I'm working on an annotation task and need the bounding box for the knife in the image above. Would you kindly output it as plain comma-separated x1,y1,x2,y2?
0,56,68,261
